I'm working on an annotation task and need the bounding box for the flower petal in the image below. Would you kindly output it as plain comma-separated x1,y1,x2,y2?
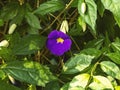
48,30,70,39
46,30,72,56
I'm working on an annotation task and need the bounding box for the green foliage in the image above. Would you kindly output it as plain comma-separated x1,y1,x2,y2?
89,75,113,89
34,0,65,15
78,0,97,35
1,61,56,87
63,54,94,74
0,0,120,89
0,80,21,90
100,61,120,80
11,34,46,55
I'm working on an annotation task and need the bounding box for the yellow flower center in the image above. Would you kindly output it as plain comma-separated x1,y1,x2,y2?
57,37,64,43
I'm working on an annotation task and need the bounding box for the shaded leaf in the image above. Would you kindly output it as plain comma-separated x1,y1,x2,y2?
12,35,46,55
44,81,60,90
100,61,120,80
34,0,65,15
96,0,105,17
89,75,113,89
0,19,4,26
25,12,41,29
85,38,104,49
0,47,15,61
106,52,120,64
1,61,56,86
0,80,21,90
60,83,69,90
0,70,5,79
63,54,94,74
80,48,101,58
0,2,20,21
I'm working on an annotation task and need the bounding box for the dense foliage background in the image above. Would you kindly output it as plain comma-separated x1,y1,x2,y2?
0,0,120,90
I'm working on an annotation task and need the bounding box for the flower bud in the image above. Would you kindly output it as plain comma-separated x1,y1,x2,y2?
0,40,9,47
81,2,86,14
60,20,69,33
82,22,86,32
8,24,17,34
8,75,16,85
78,16,86,32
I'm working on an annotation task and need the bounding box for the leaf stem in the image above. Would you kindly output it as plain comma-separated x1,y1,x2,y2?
40,0,75,34
70,36,80,51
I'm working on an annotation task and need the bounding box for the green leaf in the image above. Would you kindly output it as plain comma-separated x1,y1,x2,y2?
111,42,120,52
80,48,101,58
27,85,36,90
69,73,90,89
71,0,78,7
0,80,21,90
78,0,97,35
10,6,24,25
25,12,41,29
0,70,5,79
63,54,94,74
115,86,120,90
0,47,15,61
1,61,56,86
0,2,20,21
89,75,113,89
100,61,120,80
33,0,65,15
101,0,120,27
60,83,69,90
96,0,105,17
12,35,46,55
85,38,104,49
0,19,4,26
106,52,120,64
44,81,60,90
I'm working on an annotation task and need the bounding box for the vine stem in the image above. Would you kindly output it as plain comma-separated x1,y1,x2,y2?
85,52,107,89
70,36,80,51
40,0,75,34
91,62,99,76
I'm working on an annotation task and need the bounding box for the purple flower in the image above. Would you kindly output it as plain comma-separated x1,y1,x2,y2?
46,30,72,56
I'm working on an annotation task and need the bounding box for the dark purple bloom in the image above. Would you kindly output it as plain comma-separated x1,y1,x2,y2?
46,30,72,56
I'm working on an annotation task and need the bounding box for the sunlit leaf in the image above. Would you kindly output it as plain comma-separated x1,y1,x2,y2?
69,73,90,89
78,0,97,35
89,75,113,89
63,54,94,74
1,61,56,86
111,42,120,52
100,61,120,80
101,0,120,27
34,0,65,15
115,86,120,90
